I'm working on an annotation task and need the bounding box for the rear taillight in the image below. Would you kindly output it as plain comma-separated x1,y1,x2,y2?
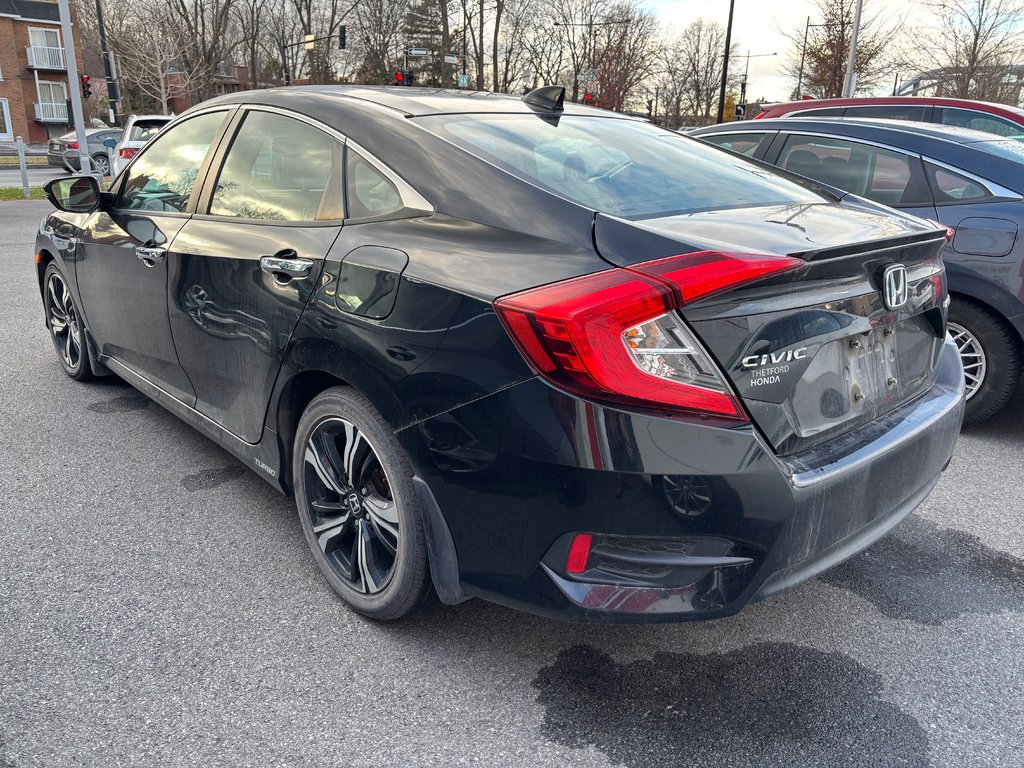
494,251,802,420
66,142,78,149
119,147,138,159
753,111,766,119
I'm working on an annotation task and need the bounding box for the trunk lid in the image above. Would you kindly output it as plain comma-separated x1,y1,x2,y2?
594,204,950,454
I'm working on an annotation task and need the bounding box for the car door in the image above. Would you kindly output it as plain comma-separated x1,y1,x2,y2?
75,109,233,405
167,108,345,443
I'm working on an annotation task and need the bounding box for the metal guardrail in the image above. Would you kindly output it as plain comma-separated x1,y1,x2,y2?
26,45,67,70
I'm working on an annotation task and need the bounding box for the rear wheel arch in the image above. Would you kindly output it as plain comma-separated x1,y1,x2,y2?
275,369,350,492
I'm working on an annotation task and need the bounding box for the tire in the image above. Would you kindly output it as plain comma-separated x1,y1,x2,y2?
948,296,1020,425
91,154,111,177
293,387,431,620
42,263,93,381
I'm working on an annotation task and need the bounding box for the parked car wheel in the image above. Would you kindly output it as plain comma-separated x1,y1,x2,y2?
293,387,431,620
948,297,1020,425
43,263,93,381
91,154,111,177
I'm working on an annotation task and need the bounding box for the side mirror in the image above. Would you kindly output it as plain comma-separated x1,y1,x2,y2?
43,175,104,213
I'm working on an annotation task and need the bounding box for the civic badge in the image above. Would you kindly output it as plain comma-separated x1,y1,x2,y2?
881,264,908,310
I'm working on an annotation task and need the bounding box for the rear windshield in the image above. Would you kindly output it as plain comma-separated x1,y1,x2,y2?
129,120,170,142
416,114,823,219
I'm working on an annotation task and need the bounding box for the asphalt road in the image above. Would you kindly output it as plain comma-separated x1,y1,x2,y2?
2,199,1023,767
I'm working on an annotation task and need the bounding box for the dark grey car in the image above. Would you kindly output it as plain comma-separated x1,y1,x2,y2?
692,117,1024,424
46,127,122,177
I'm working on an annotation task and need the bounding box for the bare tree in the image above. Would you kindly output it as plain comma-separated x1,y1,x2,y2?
661,18,736,126
591,1,658,112
914,0,1024,100
355,0,411,83
782,0,901,98
165,0,239,101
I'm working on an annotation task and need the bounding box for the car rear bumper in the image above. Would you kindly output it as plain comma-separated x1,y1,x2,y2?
399,338,965,623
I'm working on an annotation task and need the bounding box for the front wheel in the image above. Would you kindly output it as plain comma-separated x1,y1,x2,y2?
43,263,93,381
293,387,431,620
948,297,1020,425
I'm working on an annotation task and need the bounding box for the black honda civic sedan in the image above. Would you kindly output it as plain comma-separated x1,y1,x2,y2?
35,86,964,622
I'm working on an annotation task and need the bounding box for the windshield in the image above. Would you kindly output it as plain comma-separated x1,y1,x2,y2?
416,114,824,219
129,120,170,142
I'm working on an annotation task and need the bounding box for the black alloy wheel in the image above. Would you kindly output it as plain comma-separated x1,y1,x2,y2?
294,388,430,619
948,296,1020,425
43,264,92,380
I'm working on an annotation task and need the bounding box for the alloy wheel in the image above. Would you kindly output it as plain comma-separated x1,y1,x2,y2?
302,417,400,594
92,155,110,176
46,272,83,371
948,321,986,401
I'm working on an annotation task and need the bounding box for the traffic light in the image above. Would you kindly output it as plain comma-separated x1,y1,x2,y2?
646,98,653,116
393,70,414,86
338,25,347,49
80,75,92,99
394,71,405,85
583,92,594,104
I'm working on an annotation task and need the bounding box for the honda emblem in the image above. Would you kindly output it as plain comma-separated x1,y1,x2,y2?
881,264,908,310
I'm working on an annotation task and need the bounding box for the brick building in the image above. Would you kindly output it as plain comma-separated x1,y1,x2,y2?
0,0,86,144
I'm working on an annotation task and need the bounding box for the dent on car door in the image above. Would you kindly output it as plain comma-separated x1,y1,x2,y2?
74,109,232,404
167,109,345,443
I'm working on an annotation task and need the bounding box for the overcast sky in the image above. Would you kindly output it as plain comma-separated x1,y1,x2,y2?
647,0,930,102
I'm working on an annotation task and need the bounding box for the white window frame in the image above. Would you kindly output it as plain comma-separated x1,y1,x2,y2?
28,26,62,49
37,79,67,106
0,99,12,141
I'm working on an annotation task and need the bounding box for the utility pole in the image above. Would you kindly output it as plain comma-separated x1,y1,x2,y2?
842,0,864,97
797,16,810,98
57,0,91,175
94,0,120,125
716,0,736,123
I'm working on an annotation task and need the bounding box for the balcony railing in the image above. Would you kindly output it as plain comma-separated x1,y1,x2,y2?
26,45,67,70
34,101,68,122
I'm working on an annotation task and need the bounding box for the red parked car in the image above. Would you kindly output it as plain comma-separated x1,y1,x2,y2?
754,97,1024,138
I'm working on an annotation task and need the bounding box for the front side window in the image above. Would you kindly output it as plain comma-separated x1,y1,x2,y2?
938,108,1022,137
417,115,823,219
209,111,343,222
778,135,929,206
119,111,225,213
700,133,767,157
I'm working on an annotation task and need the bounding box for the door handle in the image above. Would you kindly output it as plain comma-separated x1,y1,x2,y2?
135,245,166,265
260,253,314,280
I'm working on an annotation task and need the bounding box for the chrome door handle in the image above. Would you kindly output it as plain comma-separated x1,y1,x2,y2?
260,255,314,279
135,245,166,265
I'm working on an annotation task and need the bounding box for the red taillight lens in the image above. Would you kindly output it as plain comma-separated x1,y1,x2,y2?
494,252,801,420
66,142,78,149
629,251,803,307
119,147,138,159
566,534,593,574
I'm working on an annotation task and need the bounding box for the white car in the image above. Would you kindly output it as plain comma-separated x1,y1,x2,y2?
111,114,174,175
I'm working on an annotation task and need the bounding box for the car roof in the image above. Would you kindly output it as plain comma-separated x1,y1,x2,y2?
127,114,174,121
695,116,1008,146
203,85,641,119
760,96,1024,119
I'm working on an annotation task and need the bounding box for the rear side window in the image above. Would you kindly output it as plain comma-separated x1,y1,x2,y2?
209,111,344,222
924,162,991,203
417,115,822,219
778,135,930,206
843,104,928,121
937,108,1022,137
119,110,225,213
700,133,767,157
346,148,402,218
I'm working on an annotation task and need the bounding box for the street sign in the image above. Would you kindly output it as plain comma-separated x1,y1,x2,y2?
457,73,470,88
408,48,430,56
444,53,459,65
